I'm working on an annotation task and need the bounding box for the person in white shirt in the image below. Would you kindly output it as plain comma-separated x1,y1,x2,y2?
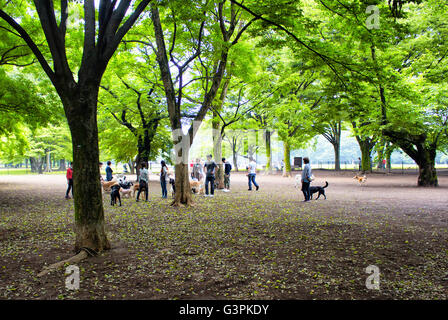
136,163,149,202
247,160,259,191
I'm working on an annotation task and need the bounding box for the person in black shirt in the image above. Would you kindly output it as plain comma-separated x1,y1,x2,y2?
204,154,217,197
222,158,232,192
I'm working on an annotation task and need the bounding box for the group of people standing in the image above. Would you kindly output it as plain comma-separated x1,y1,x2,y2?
191,155,233,197
66,157,264,201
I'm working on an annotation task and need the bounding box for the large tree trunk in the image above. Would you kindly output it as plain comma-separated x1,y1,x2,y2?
232,142,239,172
134,133,152,178
383,129,438,187
264,130,272,174
151,4,233,206
29,157,36,173
134,153,141,179
141,128,152,170
64,87,110,252
0,0,151,260
333,123,341,171
38,157,44,174
173,163,193,206
128,159,135,175
282,140,291,177
356,137,375,173
30,157,44,174
212,79,229,189
214,143,224,189
416,149,438,187
213,114,224,189
361,145,372,173
376,144,384,169
44,149,51,172
333,142,341,171
386,149,392,173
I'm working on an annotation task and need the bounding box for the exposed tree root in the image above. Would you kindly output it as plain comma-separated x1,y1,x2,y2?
37,248,96,277
170,201,186,207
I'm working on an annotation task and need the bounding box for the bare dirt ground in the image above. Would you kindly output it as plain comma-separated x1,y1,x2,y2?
0,170,447,300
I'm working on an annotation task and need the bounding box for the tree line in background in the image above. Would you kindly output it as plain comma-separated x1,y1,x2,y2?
0,0,447,253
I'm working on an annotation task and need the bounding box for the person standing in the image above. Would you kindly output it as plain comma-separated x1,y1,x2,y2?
105,161,113,181
204,155,217,197
192,158,204,181
358,157,362,171
65,162,73,199
99,162,104,182
247,160,259,191
136,163,149,202
223,158,232,192
160,160,169,198
301,157,312,202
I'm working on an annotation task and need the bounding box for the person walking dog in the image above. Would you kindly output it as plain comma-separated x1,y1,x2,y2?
301,157,313,202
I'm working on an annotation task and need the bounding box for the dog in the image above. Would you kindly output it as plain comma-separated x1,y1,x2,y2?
110,184,122,206
169,177,176,198
353,174,367,185
118,176,131,187
309,181,328,200
118,177,133,198
294,175,301,189
133,181,149,198
102,179,118,193
120,187,133,198
190,180,204,194
132,182,140,197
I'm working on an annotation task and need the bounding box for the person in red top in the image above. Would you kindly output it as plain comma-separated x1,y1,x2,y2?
65,162,73,199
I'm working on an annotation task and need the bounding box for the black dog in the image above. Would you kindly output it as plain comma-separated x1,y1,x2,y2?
169,178,176,198
110,184,122,206
310,181,328,200
119,177,133,190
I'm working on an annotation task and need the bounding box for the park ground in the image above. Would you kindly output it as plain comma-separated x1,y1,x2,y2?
0,170,448,300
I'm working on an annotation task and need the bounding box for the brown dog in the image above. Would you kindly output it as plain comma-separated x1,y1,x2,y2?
101,179,119,192
119,187,133,198
132,182,140,197
190,180,204,194
353,175,367,186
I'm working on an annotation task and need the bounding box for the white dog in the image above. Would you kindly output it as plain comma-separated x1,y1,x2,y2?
294,174,301,189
